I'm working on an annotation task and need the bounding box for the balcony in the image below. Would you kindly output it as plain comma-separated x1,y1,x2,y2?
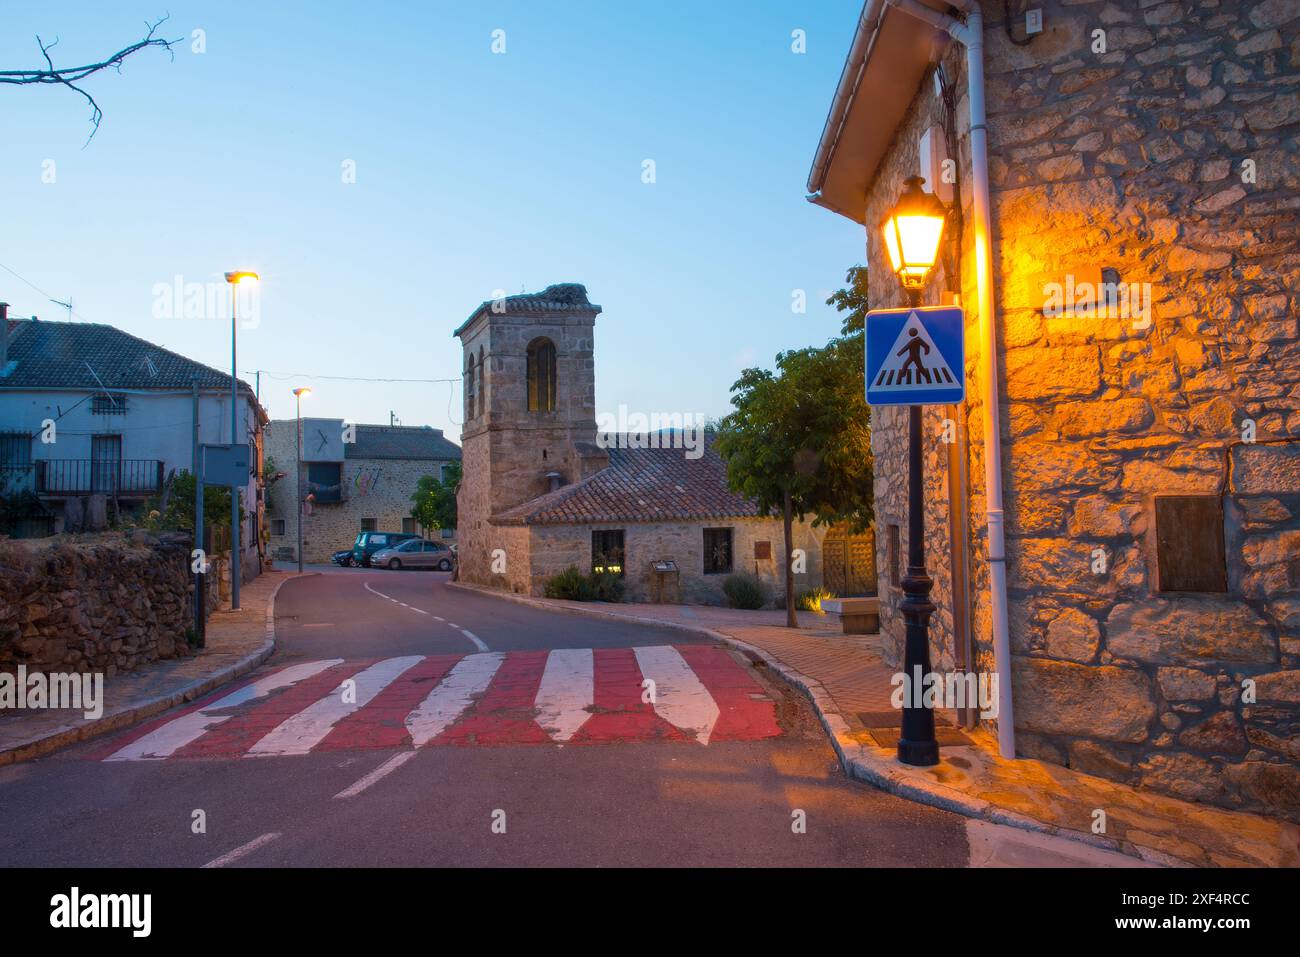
31,459,165,497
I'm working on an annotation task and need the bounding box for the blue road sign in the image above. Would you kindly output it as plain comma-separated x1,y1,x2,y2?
865,306,965,406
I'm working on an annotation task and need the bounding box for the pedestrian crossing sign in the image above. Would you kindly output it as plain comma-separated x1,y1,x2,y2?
865,306,965,406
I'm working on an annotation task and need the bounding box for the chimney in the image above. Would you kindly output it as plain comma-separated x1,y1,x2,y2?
545,471,563,493
0,302,9,369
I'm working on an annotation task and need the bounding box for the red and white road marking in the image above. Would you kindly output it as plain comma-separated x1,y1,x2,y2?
103,645,781,762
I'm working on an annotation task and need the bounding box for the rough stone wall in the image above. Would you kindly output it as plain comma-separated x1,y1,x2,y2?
519,518,827,606
265,421,457,564
0,533,199,676
863,0,1300,819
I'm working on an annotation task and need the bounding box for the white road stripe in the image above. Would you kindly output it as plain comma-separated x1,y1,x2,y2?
201,832,281,868
246,656,423,756
534,648,594,742
460,628,489,652
432,616,445,622
405,652,504,747
634,645,720,745
334,752,417,799
447,622,459,629
106,660,342,762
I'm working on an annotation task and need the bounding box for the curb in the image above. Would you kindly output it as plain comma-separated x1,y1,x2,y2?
445,580,1187,867
0,574,298,767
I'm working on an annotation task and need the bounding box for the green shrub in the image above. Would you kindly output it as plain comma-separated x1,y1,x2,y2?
589,570,625,603
797,588,836,614
544,566,595,601
723,572,767,610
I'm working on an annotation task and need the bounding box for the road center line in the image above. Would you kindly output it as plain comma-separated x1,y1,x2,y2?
201,832,281,869
362,583,480,649
334,752,417,799
460,629,488,652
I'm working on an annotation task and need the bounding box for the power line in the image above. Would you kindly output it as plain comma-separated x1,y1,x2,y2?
251,369,461,384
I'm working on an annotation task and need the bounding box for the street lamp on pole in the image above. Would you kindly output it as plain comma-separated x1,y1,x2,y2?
293,387,311,573
879,176,947,767
224,270,259,610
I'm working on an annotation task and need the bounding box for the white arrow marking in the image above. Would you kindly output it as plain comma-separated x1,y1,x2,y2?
534,648,594,742
633,645,720,745
405,652,504,747
106,659,342,761
246,656,423,756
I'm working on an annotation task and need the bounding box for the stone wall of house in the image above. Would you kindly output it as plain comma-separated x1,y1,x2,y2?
0,532,204,676
519,518,827,606
862,0,1300,820
265,421,457,564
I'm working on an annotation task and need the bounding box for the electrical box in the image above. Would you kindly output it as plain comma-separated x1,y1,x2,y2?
918,125,953,204
1026,9,1043,35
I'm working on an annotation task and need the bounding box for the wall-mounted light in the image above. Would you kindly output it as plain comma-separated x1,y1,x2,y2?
880,175,947,303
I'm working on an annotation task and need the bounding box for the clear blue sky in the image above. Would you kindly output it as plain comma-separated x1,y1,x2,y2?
1,1,864,436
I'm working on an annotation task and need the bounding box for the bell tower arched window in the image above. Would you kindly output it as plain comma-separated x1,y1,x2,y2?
477,346,486,418
465,354,476,419
526,337,556,412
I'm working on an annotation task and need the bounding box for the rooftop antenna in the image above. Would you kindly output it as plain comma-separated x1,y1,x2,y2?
50,296,72,321
390,410,401,426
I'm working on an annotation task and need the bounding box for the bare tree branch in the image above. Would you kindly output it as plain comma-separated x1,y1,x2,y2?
0,15,183,145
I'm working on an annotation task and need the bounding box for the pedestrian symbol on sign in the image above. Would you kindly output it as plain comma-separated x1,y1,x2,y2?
865,306,965,406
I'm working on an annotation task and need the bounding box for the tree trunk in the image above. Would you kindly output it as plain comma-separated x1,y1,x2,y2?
783,488,797,629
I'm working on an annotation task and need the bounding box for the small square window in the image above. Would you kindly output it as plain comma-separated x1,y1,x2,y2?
703,528,733,575
887,524,901,588
592,529,625,576
91,393,127,415
1154,495,1227,592
271,519,286,536
360,518,377,532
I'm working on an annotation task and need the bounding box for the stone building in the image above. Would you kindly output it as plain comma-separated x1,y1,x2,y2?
265,421,461,563
807,0,1299,820
454,284,831,604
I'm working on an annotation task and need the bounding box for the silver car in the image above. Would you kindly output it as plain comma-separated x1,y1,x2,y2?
371,538,455,571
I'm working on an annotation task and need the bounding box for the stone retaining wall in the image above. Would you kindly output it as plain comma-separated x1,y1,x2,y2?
0,533,205,676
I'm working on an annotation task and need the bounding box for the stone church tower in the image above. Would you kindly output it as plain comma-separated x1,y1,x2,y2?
453,283,609,584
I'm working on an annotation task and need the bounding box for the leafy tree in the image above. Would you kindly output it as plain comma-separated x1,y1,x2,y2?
411,463,460,532
714,267,874,627
143,470,241,534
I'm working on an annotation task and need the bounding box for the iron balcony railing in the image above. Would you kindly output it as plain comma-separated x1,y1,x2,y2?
31,459,165,496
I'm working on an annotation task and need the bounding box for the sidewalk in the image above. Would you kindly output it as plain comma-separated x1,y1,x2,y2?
449,581,1300,868
0,570,300,766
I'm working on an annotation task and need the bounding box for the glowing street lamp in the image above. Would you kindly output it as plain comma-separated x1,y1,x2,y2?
224,270,259,609
293,387,311,573
880,176,947,303
880,178,947,767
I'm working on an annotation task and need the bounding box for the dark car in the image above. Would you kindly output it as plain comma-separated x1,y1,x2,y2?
330,549,354,567
351,531,419,567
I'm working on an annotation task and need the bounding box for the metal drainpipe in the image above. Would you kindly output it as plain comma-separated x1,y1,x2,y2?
887,0,1016,757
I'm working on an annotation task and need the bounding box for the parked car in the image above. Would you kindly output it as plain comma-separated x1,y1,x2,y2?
330,549,354,567
351,531,419,567
371,538,455,571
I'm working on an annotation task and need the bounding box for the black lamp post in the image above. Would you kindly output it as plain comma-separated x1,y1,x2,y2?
879,175,947,767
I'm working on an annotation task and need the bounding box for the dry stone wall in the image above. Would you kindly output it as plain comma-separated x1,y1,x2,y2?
0,533,202,676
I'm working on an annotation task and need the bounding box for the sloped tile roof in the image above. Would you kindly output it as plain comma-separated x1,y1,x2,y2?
348,425,461,461
494,434,760,526
453,283,601,337
0,318,256,397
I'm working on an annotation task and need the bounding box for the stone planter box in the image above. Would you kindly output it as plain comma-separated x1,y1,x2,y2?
822,597,880,635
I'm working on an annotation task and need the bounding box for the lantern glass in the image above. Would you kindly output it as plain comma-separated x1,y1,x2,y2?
879,176,946,290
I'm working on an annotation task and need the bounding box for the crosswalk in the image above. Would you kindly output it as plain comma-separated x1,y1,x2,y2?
103,645,781,762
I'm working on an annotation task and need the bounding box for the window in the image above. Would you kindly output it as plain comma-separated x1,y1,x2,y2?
527,337,557,412
592,529,625,576
360,518,377,532
0,432,31,468
478,346,486,418
91,393,127,415
307,462,343,503
465,355,476,419
1154,495,1228,592
703,528,733,575
271,519,286,536
887,524,901,588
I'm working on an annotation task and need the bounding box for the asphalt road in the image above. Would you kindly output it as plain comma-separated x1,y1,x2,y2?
0,568,1141,867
